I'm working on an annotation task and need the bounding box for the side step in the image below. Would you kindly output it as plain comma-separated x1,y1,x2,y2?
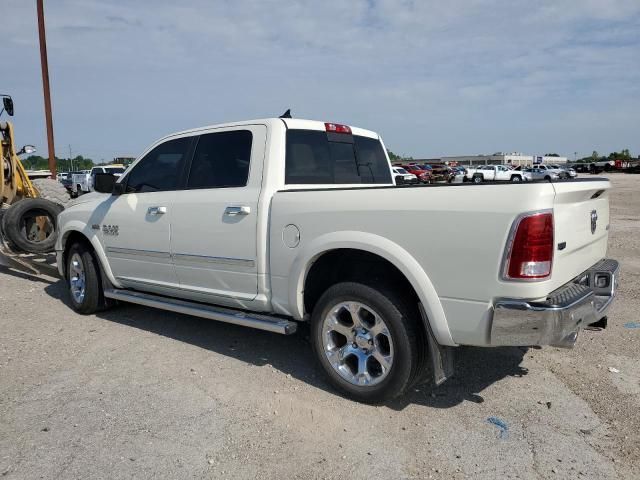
103,289,298,335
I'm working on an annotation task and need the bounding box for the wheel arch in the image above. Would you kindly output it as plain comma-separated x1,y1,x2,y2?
58,225,120,287
289,232,455,346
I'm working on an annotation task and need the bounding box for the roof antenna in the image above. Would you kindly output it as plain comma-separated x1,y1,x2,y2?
279,109,292,119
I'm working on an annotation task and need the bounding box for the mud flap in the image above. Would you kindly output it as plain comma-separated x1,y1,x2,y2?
419,303,455,386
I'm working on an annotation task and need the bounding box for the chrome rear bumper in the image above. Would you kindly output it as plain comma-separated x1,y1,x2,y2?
491,259,619,348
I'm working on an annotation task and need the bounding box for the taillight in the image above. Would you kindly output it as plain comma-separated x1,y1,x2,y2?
503,211,554,280
325,122,352,134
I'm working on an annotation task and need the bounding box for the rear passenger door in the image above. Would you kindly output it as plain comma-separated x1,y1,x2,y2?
170,126,266,307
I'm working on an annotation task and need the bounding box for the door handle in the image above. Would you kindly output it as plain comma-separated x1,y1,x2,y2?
224,206,251,216
147,206,167,216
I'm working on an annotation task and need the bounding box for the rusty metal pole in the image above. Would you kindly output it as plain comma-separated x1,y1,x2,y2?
37,0,56,178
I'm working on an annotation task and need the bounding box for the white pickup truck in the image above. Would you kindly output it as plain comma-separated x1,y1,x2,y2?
55,117,619,403
72,165,126,196
465,164,525,183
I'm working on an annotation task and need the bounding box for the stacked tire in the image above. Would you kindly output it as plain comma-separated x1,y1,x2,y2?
1,178,70,254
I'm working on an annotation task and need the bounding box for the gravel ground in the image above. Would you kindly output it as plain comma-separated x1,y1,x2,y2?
1,174,638,479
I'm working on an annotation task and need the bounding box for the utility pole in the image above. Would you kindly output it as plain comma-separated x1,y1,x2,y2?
68,144,73,171
37,0,56,178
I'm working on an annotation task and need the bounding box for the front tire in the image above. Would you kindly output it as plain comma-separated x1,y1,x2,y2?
473,175,483,184
510,175,521,182
66,242,109,314
311,282,424,403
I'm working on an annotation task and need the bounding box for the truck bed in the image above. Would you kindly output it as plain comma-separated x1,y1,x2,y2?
269,177,611,346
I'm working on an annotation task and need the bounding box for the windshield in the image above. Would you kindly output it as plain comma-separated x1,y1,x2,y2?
395,168,408,174
106,167,126,174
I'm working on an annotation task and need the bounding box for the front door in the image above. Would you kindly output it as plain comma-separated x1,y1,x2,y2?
100,136,192,291
170,125,266,307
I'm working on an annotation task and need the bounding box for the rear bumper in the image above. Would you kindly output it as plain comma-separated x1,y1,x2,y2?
490,259,619,348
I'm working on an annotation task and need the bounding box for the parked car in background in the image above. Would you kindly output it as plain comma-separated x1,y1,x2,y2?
590,160,615,174
59,171,84,193
465,165,525,183
449,166,467,183
570,163,591,173
72,165,126,196
550,164,577,179
392,167,418,185
535,164,573,179
424,164,452,182
522,167,560,181
401,164,432,184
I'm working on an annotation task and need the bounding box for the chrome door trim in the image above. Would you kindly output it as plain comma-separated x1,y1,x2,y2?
106,246,172,259
172,253,255,268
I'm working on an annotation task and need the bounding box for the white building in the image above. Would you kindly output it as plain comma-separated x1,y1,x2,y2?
440,152,568,167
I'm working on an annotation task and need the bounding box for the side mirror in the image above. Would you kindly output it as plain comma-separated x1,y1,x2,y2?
2,97,14,116
93,172,117,194
112,181,126,196
17,145,36,155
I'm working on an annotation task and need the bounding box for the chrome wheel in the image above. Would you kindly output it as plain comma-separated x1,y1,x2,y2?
322,301,394,387
69,253,86,303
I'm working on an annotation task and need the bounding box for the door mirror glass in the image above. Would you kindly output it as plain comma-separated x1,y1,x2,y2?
93,172,117,193
2,97,14,116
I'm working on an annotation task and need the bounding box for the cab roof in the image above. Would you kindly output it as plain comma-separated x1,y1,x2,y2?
160,118,379,143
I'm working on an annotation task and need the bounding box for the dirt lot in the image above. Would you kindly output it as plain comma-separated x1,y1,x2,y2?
1,174,638,479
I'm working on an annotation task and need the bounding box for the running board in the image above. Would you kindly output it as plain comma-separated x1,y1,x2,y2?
103,289,298,335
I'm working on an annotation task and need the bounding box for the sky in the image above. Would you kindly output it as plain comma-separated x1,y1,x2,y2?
3,0,639,162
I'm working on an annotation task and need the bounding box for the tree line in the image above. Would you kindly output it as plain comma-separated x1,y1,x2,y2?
582,149,633,163
22,155,96,171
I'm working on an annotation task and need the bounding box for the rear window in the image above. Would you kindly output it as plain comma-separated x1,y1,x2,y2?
285,130,391,185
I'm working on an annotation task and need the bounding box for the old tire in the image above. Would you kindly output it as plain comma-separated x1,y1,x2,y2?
32,178,71,207
66,241,108,314
1,198,63,254
311,281,424,404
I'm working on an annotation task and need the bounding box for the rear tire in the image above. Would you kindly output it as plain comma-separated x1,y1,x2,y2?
66,241,110,314
32,178,71,207
310,281,424,404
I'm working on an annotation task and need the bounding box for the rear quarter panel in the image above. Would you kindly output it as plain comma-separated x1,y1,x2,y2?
269,182,565,346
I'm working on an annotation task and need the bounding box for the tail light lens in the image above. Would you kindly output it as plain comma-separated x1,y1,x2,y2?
503,211,554,280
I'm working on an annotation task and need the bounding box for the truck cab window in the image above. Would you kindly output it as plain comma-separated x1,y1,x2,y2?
124,137,190,193
285,129,391,185
186,130,252,189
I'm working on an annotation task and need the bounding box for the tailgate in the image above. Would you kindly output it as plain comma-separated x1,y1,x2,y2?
552,179,611,283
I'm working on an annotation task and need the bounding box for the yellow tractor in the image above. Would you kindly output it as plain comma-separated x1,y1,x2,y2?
1,94,69,266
